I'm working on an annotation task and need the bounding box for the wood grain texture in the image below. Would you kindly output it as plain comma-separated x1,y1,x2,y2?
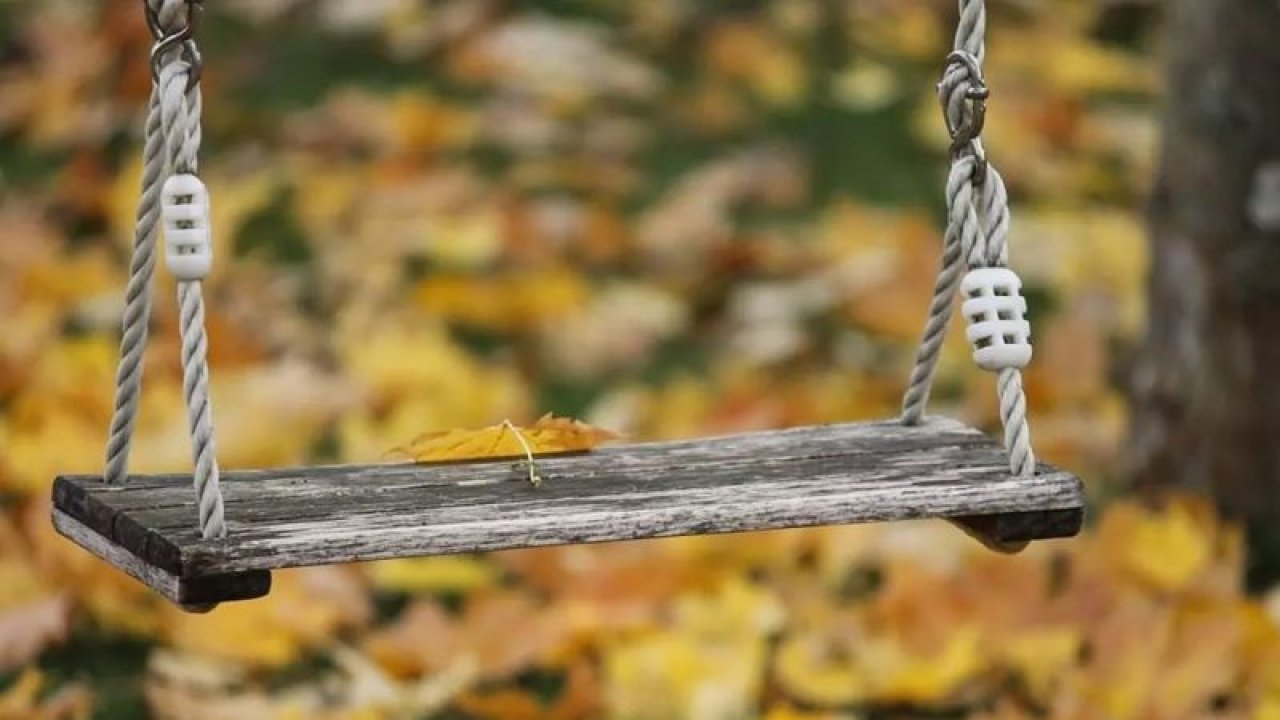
53,417,1084,595
52,510,271,606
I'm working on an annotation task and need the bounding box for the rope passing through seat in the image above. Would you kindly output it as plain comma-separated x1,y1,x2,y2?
103,0,226,539
902,0,1037,478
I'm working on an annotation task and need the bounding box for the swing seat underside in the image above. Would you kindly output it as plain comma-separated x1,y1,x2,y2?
52,417,1084,608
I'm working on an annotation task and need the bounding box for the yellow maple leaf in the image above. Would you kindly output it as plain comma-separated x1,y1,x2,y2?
397,414,618,464
161,569,367,669
862,626,985,704
604,579,777,718
999,627,1082,700
604,630,764,720
1100,498,1215,593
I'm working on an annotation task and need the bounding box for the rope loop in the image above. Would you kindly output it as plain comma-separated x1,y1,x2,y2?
146,0,204,90
940,51,989,186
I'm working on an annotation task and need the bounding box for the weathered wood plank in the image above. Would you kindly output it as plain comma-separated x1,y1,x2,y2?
62,422,986,513
51,510,271,607
951,507,1086,554
52,417,1085,594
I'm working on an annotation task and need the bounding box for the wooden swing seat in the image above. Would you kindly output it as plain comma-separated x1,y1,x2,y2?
52,417,1084,607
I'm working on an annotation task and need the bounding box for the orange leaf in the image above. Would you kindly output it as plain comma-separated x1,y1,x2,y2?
396,414,618,463
364,592,572,681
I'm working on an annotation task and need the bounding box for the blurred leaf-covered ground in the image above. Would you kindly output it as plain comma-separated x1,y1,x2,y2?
5,1,1280,719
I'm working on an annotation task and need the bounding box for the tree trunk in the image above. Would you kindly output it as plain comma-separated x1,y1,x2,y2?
1130,0,1280,587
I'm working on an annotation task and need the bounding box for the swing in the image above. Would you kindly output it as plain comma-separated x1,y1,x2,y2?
52,0,1084,610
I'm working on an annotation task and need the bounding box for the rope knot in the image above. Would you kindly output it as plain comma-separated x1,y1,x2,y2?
939,51,989,186
939,52,987,146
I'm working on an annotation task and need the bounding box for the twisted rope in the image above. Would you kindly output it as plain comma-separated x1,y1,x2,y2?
902,158,981,425
102,0,225,539
104,91,164,487
902,0,1036,478
149,0,192,30
955,0,986,60
998,368,1034,476
900,220,963,425
158,60,225,539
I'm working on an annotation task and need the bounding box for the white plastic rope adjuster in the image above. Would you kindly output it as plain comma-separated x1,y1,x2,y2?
161,173,213,281
961,267,1032,371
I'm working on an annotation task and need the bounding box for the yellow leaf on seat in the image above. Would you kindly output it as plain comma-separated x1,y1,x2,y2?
396,414,618,463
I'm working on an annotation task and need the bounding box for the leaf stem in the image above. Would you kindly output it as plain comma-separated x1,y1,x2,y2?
502,419,543,487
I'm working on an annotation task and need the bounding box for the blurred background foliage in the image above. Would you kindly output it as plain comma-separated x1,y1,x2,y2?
4,1,1279,719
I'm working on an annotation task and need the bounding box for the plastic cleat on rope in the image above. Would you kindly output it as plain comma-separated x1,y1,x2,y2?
161,174,213,281
961,267,1032,371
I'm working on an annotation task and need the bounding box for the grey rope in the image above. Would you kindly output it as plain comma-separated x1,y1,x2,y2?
901,163,975,425
103,90,164,487
902,0,1036,477
102,0,226,539
954,0,985,60
150,0,189,30
159,60,225,538
997,368,1033,476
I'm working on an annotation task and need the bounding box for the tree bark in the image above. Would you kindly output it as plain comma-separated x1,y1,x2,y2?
1131,0,1280,586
